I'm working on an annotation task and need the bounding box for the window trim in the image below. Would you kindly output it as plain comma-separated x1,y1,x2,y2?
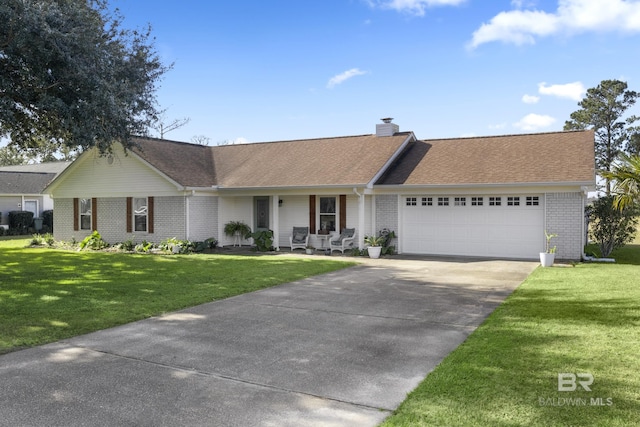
421,197,433,206
79,198,92,230
489,196,502,206
126,196,154,234
471,196,483,206
437,197,449,206
507,196,520,206
312,195,345,234
133,197,149,232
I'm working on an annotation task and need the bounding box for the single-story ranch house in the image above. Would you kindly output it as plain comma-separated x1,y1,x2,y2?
44,120,595,260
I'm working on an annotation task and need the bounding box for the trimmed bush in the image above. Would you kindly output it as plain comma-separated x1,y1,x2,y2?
42,210,54,232
8,211,34,235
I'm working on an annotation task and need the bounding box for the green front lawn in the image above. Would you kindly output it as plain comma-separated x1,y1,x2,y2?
381,244,640,427
0,238,353,354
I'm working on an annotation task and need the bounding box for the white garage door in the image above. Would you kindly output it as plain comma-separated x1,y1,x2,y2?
401,195,544,259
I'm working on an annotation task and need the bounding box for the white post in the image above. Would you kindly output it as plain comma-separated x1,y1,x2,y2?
272,195,280,251
353,188,365,249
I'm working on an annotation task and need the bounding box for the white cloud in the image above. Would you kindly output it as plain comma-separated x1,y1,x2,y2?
511,0,537,8
326,68,368,89
488,123,507,130
367,0,467,16
538,81,585,101
469,0,640,48
513,113,556,131
522,94,540,104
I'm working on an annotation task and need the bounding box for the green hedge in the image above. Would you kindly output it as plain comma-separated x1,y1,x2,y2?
42,210,53,232
8,211,34,234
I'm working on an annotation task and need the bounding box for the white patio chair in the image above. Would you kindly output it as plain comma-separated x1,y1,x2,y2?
289,226,310,251
329,228,356,254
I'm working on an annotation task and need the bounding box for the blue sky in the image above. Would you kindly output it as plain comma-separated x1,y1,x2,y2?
109,0,640,144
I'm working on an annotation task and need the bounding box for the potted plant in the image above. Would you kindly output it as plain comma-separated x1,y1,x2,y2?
364,235,385,259
223,221,251,246
305,245,315,255
540,231,557,267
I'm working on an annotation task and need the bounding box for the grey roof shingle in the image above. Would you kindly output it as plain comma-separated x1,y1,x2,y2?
0,172,58,194
0,162,71,174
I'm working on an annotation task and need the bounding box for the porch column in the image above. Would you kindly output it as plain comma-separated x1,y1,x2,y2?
354,188,365,249
272,195,280,251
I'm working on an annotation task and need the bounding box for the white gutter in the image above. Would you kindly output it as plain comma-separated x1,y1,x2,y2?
374,181,596,190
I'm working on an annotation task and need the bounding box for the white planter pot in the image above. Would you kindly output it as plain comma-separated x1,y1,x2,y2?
305,249,314,255
540,252,555,267
368,246,382,259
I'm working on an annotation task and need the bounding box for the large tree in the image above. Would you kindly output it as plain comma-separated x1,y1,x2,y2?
0,0,169,154
564,79,638,194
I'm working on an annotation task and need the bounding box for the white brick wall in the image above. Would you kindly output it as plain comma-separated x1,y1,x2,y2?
53,196,187,244
52,198,79,242
375,194,399,246
188,196,218,241
148,196,186,242
545,192,584,260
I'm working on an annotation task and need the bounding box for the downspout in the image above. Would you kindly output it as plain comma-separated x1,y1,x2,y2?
185,190,194,240
353,188,365,249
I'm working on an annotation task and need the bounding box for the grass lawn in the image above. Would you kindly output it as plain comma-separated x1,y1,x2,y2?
0,237,354,354
381,243,640,427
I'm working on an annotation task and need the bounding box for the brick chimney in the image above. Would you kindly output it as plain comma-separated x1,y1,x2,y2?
376,118,399,137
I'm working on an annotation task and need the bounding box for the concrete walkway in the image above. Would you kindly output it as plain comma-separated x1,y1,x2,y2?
0,257,537,427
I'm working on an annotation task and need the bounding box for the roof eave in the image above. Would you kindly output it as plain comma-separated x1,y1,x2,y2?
217,183,370,192
373,180,596,190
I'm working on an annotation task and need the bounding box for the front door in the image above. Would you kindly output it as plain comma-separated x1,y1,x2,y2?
254,197,270,232
24,200,38,217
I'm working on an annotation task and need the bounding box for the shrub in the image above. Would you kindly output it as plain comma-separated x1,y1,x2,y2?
204,237,218,249
0,227,4,236
30,233,46,246
248,229,274,252
42,210,54,232
8,211,34,234
120,239,135,251
588,195,639,257
79,231,109,250
44,232,55,247
135,240,154,253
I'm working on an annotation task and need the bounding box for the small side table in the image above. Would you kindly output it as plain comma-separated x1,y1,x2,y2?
315,234,329,250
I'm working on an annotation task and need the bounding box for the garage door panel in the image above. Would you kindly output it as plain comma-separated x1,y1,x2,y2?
401,196,544,259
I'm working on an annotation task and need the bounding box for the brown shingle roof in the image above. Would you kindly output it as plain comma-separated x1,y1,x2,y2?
132,137,217,187
377,130,595,186
130,134,411,188
211,134,411,188
127,130,594,189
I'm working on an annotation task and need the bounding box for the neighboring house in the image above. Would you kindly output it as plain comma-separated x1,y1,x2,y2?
0,162,71,229
44,120,595,260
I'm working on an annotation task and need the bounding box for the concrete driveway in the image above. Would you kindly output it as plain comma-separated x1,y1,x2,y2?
0,257,537,427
